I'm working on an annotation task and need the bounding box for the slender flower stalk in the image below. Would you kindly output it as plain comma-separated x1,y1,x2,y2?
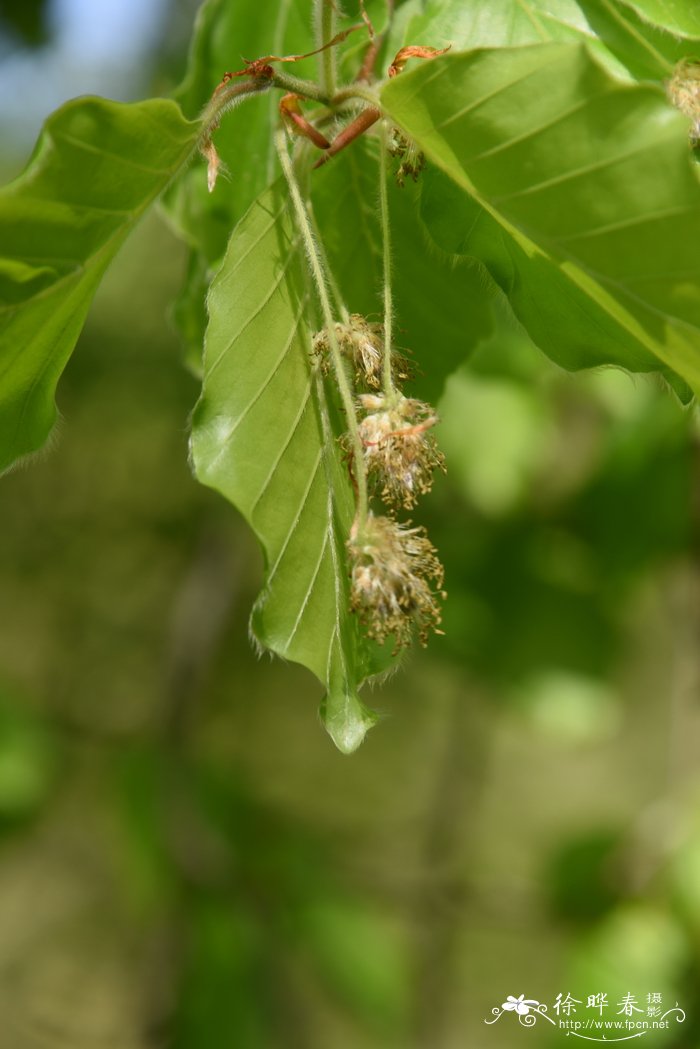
271,69,332,104
199,77,271,131
378,119,396,398
275,126,369,527
308,202,349,321
331,84,380,108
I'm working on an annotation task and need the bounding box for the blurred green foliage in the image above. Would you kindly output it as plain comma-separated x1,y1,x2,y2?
0,0,49,46
0,206,697,1048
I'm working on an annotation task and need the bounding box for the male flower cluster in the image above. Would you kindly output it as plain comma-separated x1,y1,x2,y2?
312,314,411,389
349,379,446,647
348,515,445,651
357,392,446,510
314,301,446,651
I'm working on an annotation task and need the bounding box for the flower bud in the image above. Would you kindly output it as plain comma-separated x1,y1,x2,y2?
348,515,445,651
357,393,445,509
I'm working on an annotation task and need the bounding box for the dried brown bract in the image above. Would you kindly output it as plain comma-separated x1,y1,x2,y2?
357,393,445,509
348,515,445,651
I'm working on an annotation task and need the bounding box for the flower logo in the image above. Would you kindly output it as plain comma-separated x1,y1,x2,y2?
502,995,539,1016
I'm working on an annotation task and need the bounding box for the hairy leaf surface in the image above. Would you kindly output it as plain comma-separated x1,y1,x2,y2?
191,185,393,753
0,97,198,472
387,0,696,81
616,0,700,37
381,43,700,394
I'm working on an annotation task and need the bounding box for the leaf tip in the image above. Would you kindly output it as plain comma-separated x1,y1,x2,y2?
320,690,379,754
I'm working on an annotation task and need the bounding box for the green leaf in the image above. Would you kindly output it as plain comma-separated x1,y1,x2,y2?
191,184,393,753
386,0,695,81
381,43,700,394
615,0,700,38
171,249,211,379
0,96,198,472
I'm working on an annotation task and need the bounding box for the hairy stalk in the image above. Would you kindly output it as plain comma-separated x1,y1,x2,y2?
332,84,381,108
199,78,272,139
275,126,369,528
314,0,337,97
308,200,349,322
271,69,331,104
378,119,396,398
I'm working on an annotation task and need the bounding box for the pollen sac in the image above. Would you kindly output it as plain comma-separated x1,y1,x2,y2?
668,58,700,145
312,315,412,389
358,393,445,510
348,515,445,651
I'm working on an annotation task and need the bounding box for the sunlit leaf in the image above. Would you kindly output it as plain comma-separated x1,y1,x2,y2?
616,0,700,38
0,97,198,472
381,43,700,394
386,0,697,80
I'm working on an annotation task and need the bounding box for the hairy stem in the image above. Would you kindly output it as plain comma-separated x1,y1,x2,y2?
332,84,381,108
275,126,369,527
314,0,337,97
199,78,272,141
378,119,396,398
271,69,331,104
308,199,349,321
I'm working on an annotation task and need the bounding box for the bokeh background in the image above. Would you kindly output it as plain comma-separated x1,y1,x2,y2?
1,1,700,1046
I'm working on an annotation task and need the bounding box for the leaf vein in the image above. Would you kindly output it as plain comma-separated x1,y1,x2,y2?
206,248,299,377
494,135,679,202
249,377,314,513
50,130,177,176
265,445,323,587
282,529,330,652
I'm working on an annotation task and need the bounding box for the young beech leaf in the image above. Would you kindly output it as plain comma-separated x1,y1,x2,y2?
381,43,700,397
0,97,199,473
386,0,699,83
190,184,395,754
615,0,700,39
